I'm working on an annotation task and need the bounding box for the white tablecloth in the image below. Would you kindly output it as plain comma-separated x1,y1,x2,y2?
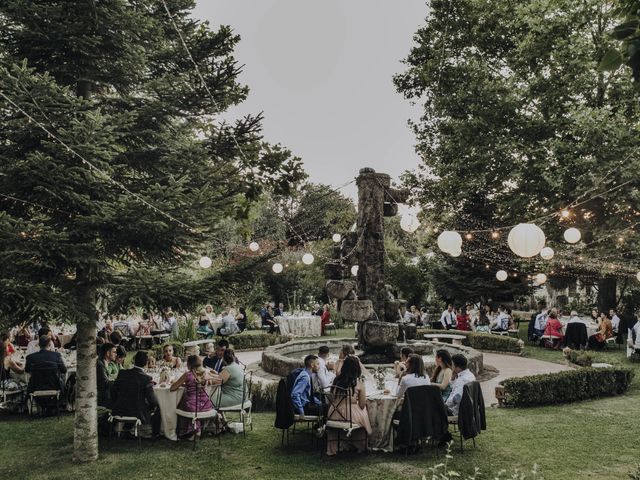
364,375,399,452
561,321,598,337
275,316,322,337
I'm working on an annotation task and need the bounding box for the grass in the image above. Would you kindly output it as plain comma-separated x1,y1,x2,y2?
2,325,639,480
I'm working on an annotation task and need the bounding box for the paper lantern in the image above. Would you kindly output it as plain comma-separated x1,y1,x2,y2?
351,265,359,276
437,230,463,254
507,223,546,258
249,242,260,252
563,227,581,244
272,263,283,274
496,270,508,281
540,247,554,260
302,253,315,265
449,249,462,257
535,273,547,284
636,272,640,282
332,233,342,243
400,214,420,233
198,256,212,269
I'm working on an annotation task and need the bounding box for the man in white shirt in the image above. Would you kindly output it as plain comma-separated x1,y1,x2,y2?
491,305,509,331
315,346,335,390
627,314,640,358
533,309,549,338
439,304,456,330
609,309,621,334
445,354,476,416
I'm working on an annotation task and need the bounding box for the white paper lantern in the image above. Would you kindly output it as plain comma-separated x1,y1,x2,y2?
496,270,508,281
272,263,283,274
507,223,546,258
249,242,260,252
450,249,462,257
198,256,212,269
563,227,581,244
302,253,315,265
437,230,463,254
351,265,359,276
636,271,640,282
540,246,555,260
332,233,342,243
535,273,547,284
400,214,420,233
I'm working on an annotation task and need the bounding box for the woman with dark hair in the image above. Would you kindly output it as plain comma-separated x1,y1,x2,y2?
396,354,430,398
160,344,182,369
335,344,366,376
212,349,246,408
588,313,613,350
326,355,372,456
430,349,453,401
1,338,26,410
237,307,248,332
455,306,471,332
171,354,215,438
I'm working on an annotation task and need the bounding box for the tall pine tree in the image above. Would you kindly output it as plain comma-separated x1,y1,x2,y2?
0,0,304,462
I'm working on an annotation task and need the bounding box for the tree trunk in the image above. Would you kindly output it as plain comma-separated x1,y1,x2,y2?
73,281,98,463
596,276,617,313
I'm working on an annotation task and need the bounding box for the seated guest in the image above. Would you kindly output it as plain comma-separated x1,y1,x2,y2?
335,344,367,377
162,309,178,336
97,343,116,408
313,304,323,316
320,304,331,336
212,349,246,408
291,354,322,417
197,310,215,338
533,308,549,339
236,308,248,332
114,346,127,373
543,309,564,349
202,342,220,371
610,308,621,334
204,304,216,321
26,327,52,356
171,354,215,439
455,307,472,331
1,332,16,355
326,355,372,456
112,351,160,438
627,313,640,357
274,302,285,317
109,330,124,350
445,354,476,416
260,303,278,333
149,310,165,335
396,354,430,399
567,310,587,324
588,313,613,350
219,310,240,336
394,347,413,378
430,349,453,402
159,344,182,369
25,335,67,394
476,306,491,333
203,339,230,372
490,305,509,332
316,345,336,390
15,324,32,348
1,338,26,411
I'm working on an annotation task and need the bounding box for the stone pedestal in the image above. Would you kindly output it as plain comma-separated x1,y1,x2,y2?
361,321,399,347
341,300,373,323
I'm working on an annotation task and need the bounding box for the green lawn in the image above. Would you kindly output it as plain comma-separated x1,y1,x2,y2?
2,326,639,480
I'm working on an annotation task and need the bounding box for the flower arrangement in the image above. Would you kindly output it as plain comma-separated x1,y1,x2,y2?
372,367,386,391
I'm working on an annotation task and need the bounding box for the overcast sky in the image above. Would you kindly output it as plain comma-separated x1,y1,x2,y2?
193,0,429,200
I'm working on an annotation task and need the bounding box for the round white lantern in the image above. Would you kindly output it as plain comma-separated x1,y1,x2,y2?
507,223,546,258
496,270,508,281
332,233,342,243
437,230,463,254
563,227,581,244
198,256,212,269
400,214,420,233
249,242,260,252
636,271,640,282
540,246,554,260
351,265,359,276
272,263,283,274
302,253,315,265
450,249,462,257
535,273,547,284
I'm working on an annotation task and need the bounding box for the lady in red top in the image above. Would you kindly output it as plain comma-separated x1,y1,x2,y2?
320,304,331,336
543,309,564,349
455,308,472,331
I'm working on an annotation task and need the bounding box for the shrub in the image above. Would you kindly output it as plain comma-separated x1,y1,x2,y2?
502,367,634,407
566,349,593,367
419,328,524,354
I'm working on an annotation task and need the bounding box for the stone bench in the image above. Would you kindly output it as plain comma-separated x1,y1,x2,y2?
423,333,466,346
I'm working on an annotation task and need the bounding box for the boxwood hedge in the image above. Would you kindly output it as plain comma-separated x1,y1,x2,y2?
419,328,524,354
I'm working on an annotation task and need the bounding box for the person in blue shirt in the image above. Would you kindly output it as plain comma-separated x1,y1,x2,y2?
291,354,322,417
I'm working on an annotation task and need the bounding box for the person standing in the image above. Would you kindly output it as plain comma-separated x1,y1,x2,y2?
320,304,332,336
439,304,456,330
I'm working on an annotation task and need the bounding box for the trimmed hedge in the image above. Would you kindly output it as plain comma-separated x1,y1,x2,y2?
150,334,288,357
418,328,524,354
502,367,634,407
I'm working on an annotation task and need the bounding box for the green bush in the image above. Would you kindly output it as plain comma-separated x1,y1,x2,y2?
567,350,594,367
502,367,634,407
418,328,523,354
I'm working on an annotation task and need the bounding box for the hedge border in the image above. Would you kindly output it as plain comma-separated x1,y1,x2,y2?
417,328,524,354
